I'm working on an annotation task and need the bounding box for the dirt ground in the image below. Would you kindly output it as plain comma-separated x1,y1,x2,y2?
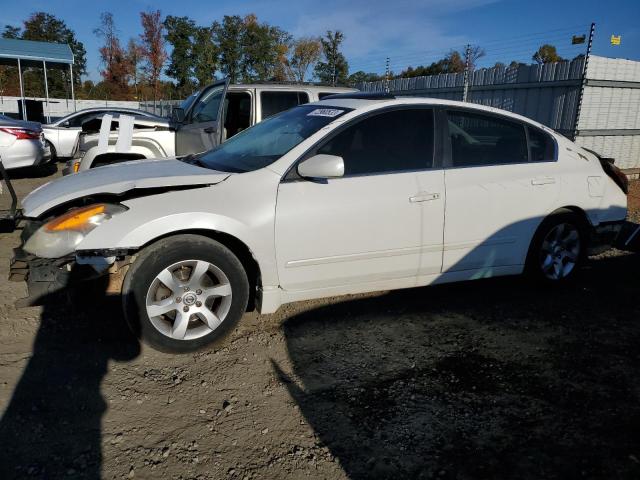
1,166,639,480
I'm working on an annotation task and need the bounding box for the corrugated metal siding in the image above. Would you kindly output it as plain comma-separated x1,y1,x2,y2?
360,55,640,168
579,86,640,130
586,56,640,81
575,135,640,170
359,58,585,135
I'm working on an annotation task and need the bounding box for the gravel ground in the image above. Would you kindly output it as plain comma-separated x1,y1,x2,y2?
0,165,639,480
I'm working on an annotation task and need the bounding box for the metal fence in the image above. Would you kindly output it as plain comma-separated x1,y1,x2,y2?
358,58,586,137
358,56,640,170
138,100,182,118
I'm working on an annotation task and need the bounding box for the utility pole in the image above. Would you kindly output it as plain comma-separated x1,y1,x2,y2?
462,43,471,102
573,22,595,141
384,57,390,93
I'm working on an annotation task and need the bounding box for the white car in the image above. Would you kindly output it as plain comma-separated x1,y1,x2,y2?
0,114,50,170
11,94,629,352
42,108,161,160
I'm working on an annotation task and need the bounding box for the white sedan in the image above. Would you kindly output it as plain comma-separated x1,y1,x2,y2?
14,95,628,352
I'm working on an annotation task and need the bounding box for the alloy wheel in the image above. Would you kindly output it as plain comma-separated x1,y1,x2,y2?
539,223,581,280
145,260,233,340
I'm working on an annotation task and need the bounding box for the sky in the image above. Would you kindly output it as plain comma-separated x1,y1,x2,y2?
3,0,640,81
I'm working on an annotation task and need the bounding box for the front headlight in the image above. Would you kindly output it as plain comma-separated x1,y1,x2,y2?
24,203,127,258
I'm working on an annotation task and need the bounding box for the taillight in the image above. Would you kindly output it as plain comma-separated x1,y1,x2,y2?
0,127,41,140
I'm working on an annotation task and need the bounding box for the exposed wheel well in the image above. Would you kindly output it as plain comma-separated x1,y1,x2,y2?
136,229,261,311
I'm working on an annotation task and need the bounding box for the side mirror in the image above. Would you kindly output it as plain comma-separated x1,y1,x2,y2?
62,121,70,127
172,107,186,123
298,154,344,179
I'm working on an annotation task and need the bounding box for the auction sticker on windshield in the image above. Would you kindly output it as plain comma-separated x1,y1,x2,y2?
307,109,344,117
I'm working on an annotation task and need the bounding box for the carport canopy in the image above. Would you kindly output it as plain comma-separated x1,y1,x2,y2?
0,37,76,121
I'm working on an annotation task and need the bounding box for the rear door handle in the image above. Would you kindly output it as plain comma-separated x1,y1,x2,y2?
531,177,556,186
410,192,440,203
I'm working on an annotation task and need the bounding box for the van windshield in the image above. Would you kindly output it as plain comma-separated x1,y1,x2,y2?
191,105,351,173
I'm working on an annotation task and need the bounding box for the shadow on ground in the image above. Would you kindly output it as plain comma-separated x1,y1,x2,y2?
277,253,640,480
7,162,58,180
0,275,140,479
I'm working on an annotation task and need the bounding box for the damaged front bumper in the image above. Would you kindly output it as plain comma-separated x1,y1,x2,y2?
9,247,79,306
9,235,132,307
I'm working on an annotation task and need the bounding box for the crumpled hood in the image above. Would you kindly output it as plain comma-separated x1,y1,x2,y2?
22,158,230,218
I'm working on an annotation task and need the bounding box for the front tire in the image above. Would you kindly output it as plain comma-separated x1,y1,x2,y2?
526,211,587,283
123,234,249,353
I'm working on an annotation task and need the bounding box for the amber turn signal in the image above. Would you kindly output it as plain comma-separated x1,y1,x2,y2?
45,204,106,232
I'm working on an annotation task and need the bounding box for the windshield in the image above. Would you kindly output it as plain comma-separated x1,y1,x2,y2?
193,105,352,173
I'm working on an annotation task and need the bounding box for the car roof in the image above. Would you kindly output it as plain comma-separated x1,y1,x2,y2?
69,107,153,114
228,84,356,93
0,114,40,129
314,96,556,133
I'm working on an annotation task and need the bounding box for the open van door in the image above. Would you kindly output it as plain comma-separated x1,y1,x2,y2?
175,78,230,156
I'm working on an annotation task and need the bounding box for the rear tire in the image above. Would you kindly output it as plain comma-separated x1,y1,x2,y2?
525,211,588,284
45,140,57,162
122,234,249,353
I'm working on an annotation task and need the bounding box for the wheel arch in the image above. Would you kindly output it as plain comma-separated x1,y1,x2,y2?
134,228,262,312
90,152,148,168
525,205,592,269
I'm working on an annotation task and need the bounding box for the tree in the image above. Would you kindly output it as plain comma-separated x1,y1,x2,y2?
347,71,383,85
1,26,20,97
240,14,291,82
193,26,218,87
126,39,144,98
464,45,485,70
2,13,87,97
213,15,245,83
140,9,167,102
2,25,21,38
397,63,445,78
163,15,196,92
443,50,465,73
396,50,466,79
22,12,86,79
314,30,349,86
289,37,321,82
533,44,564,64
94,12,129,96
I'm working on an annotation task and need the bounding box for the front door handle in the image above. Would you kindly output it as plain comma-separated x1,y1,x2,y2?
531,177,556,186
204,126,216,134
409,192,440,203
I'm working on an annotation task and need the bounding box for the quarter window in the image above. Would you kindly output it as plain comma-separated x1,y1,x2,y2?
447,110,528,167
317,108,434,176
528,127,555,162
261,91,309,119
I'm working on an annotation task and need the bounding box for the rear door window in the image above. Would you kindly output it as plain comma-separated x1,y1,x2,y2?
260,91,309,119
446,110,528,167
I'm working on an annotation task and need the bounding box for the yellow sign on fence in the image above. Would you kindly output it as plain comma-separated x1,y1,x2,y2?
611,35,621,46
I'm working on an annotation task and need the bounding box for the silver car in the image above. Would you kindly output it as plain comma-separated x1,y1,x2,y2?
43,107,160,160
0,115,50,170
